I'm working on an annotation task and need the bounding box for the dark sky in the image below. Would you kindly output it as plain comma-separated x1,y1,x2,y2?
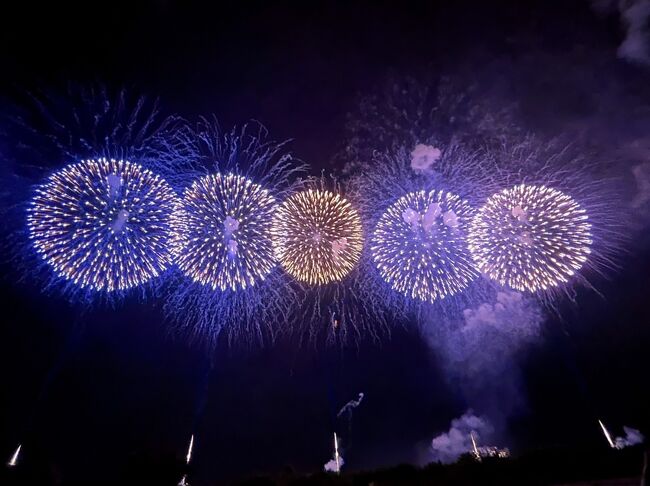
2,1,650,484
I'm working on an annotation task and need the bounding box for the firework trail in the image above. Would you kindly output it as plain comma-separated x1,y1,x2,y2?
599,419,617,448
4,84,180,166
470,432,480,461
185,435,194,464
599,420,645,449
324,432,343,473
7,444,21,467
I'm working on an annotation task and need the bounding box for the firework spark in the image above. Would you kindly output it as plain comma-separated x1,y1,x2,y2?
371,190,477,302
468,184,592,293
27,158,178,293
272,189,363,286
172,173,277,291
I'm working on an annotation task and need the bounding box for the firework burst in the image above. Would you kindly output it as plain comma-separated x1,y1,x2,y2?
468,184,593,292
371,189,477,303
27,157,178,293
272,189,363,286
162,120,306,347
172,173,277,291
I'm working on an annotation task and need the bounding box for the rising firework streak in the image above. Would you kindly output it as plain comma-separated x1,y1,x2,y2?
334,432,341,474
470,432,480,461
186,435,194,464
178,435,194,486
7,444,21,467
599,419,616,448
469,432,511,460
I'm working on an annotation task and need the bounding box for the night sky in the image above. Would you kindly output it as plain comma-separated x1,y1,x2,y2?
2,1,650,484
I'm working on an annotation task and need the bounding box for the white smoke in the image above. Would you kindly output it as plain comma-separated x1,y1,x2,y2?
461,292,542,344
337,392,364,418
430,411,494,464
331,237,349,261
442,209,459,228
401,204,458,232
224,216,240,257
433,291,543,383
614,426,645,448
111,208,129,233
422,203,442,231
223,215,239,236
421,291,543,437
631,162,650,208
410,144,441,173
324,454,344,472
107,173,123,199
591,0,650,66
402,207,420,227
619,0,650,65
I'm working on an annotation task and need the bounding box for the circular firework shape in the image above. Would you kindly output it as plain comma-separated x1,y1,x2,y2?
468,184,592,292
27,158,178,292
172,173,277,291
272,189,363,286
371,189,477,303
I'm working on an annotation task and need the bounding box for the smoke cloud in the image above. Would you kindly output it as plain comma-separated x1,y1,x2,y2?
615,426,645,448
337,392,364,418
422,291,544,435
430,411,494,464
592,0,650,66
631,162,650,208
410,144,441,173
323,455,344,473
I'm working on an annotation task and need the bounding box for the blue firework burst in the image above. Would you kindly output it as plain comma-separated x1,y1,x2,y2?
371,189,478,303
27,157,179,293
172,172,277,291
